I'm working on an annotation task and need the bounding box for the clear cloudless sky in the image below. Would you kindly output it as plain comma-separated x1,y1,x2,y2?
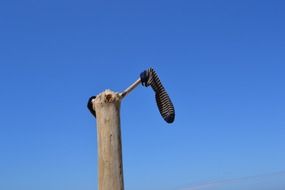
0,0,285,190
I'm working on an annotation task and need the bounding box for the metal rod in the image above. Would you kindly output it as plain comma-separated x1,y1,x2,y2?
119,78,141,98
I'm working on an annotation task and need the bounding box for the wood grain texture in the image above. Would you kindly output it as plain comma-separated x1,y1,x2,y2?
93,90,124,190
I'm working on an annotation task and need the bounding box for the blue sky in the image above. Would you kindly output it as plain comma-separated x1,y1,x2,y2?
0,0,285,190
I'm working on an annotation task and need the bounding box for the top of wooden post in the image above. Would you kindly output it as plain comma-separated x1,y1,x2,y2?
92,89,121,114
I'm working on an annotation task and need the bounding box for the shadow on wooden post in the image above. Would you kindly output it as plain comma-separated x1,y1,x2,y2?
93,89,124,190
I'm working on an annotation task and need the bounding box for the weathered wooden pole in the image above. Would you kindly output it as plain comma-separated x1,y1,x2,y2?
92,90,124,190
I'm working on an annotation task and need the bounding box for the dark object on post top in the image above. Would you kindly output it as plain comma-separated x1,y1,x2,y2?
87,96,97,118
140,68,175,123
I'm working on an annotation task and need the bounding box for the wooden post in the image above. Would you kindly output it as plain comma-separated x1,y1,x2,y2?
92,89,124,190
